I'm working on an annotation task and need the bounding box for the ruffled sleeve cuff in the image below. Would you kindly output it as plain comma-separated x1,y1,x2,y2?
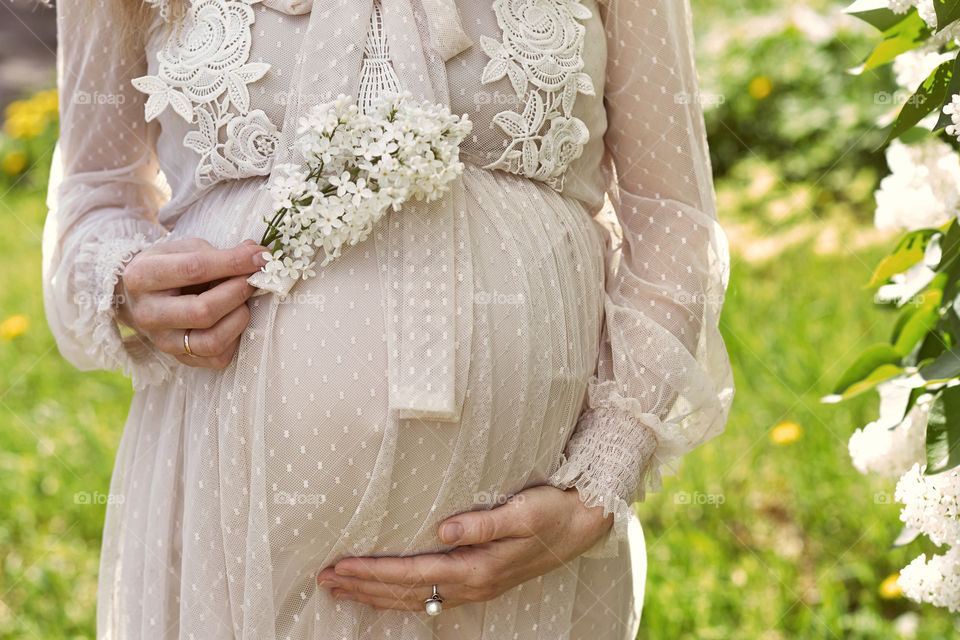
70,218,179,390
547,376,691,559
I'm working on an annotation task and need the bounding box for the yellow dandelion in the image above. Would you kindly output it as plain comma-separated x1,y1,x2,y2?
879,573,903,599
1,150,28,175
770,421,802,445
34,89,59,115
4,111,44,139
4,99,25,121
748,76,773,100
0,314,30,340
3,91,58,140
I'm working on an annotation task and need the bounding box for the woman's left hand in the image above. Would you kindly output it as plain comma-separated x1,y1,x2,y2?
314,485,614,611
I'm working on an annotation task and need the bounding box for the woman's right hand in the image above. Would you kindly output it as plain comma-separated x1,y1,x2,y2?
114,237,271,369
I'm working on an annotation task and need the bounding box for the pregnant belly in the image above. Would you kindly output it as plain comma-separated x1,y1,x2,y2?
258,240,392,561
258,166,607,563
172,166,606,575
164,178,395,561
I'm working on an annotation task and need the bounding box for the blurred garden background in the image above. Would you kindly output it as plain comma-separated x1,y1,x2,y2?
2,0,959,638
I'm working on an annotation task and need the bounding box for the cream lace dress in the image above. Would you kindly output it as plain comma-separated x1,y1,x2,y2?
41,0,734,638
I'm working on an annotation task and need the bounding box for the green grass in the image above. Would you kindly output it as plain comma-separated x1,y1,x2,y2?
639,202,959,636
0,185,135,639
2,175,958,638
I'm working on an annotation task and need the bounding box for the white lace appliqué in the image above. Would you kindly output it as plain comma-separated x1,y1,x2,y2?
479,0,595,191
133,0,279,188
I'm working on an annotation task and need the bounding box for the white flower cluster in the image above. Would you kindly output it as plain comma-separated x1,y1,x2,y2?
898,545,960,612
874,137,960,231
891,461,960,610
846,384,960,612
257,91,472,283
848,383,929,478
892,48,953,91
942,95,960,141
887,1,960,44
896,463,960,547
886,0,915,13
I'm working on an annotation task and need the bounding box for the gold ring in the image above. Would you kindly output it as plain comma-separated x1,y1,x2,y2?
183,329,197,357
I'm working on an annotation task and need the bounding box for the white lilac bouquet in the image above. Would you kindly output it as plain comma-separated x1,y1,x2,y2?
254,91,472,285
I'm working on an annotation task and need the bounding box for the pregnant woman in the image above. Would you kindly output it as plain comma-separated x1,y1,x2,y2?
41,0,733,637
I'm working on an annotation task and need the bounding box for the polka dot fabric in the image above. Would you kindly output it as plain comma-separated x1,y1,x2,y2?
41,0,733,638
547,0,734,559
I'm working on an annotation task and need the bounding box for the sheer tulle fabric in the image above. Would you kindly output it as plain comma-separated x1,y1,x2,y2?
547,0,734,558
42,0,732,637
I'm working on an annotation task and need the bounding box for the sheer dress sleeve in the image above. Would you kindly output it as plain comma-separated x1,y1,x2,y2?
547,0,734,558
41,1,178,389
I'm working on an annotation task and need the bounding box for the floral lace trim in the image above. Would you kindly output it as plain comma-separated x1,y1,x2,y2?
479,0,595,191
72,224,179,390
133,0,279,189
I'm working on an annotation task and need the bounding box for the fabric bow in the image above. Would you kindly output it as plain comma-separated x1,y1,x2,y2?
419,0,474,60
246,0,474,423
263,0,473,61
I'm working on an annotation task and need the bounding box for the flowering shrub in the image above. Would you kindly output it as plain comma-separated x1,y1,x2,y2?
832,0,960,613
0,88,58,185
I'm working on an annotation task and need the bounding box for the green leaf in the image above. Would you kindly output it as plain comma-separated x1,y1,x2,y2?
832,344,903,395
943,296,960,341
935,0,960,33
891,284,942,344
919,343,960,381
846,0,917,32
935,54,960,130
895,305,941,355
866,228,938,288
941,253,960,304
852,12,932,74
840,363,907,399
891,303,921,345
899,125,934,144
925,385,960,473
901,385,932,422
936,219,960,271
906,327,950,368
880,59,955,147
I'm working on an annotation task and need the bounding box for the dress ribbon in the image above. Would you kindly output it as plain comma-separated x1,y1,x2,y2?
247,0,474,423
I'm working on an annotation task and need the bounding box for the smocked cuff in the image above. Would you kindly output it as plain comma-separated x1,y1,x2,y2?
71,220,178,389
547,404,659,559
